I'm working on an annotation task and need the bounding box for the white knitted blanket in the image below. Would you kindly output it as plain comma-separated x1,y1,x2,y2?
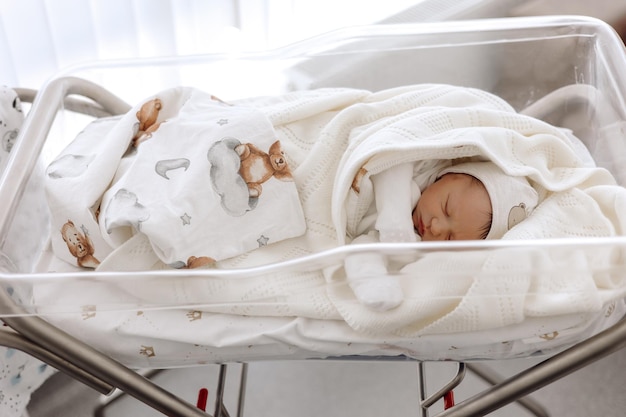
41,84,626,340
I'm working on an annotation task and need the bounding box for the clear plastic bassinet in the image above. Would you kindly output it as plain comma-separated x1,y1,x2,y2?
1,14,626,417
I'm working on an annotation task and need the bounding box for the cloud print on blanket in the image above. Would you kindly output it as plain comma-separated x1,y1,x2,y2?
103,189,150,232
154,158,190,180
208,137,294,216
207,137,258,216
46,154,96,179
45,87,307,268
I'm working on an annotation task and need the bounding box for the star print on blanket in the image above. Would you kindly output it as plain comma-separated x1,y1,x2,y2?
45,87,306,268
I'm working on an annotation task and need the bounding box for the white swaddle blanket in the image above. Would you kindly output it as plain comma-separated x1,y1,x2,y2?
40,84,626,355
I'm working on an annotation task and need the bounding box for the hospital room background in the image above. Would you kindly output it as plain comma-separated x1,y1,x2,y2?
0,0,625,416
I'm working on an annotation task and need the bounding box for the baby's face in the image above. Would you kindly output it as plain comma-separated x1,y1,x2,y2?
413,173,491,241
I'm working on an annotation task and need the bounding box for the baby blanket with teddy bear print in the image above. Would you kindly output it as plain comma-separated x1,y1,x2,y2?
45,87,306,269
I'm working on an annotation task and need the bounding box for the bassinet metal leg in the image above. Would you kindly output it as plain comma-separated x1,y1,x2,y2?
418,362,467,417
214,363,248,417
436,317,626,416
93,370,164,417
92,363,248,417
466,363,549,417
418,361,549,416
237,363,248,417
418,362,428,417
0,325,114,395
214,365,230,417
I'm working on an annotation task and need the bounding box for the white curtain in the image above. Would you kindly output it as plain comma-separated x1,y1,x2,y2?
0,0,525,89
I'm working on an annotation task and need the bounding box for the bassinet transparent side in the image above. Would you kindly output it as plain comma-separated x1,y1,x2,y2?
0,16,625,367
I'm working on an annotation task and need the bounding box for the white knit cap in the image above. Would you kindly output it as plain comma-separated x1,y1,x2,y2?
438,162,538,240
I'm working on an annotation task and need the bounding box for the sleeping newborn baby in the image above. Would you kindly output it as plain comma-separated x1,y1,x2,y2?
345,160,539,311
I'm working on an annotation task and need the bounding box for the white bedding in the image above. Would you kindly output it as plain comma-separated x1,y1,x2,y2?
34,83,626,366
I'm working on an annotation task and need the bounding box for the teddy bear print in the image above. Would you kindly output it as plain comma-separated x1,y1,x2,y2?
1,129,18,153
235,140,293,198
0,86,23,153
207,138,293,216
350,167,368,194
210,94,231,106
60,220,100,268
132,98,164,147
507,203,528,230
184,256,216,269
167,256,216,269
